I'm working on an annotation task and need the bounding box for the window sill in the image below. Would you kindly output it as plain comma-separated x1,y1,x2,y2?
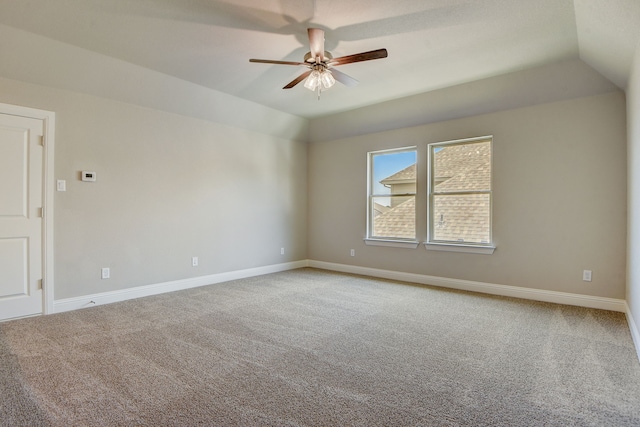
424,242,496,254
364,238,420,249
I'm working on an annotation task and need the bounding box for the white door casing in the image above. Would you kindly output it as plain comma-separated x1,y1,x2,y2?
0,103,54,321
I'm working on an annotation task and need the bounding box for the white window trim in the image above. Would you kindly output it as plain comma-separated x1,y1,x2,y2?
366,146,417,243
427,135,494,252
364,238,420,249
424,242,495,254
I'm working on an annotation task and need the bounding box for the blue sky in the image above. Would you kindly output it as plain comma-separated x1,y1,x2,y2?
372,150,416,196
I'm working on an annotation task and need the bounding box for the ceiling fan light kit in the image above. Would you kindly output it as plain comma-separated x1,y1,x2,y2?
250,28,388,100
304,69,335,91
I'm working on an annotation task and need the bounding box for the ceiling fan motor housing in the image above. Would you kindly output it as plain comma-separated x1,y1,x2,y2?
304,51,333,63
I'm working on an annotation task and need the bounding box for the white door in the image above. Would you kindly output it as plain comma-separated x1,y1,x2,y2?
0,113,44,320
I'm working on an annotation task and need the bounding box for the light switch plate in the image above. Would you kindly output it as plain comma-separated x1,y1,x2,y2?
56,180,66,191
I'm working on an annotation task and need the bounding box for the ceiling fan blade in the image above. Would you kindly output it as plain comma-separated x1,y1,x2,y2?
308,28,326,62
250,59,308,66
283,70,312,89
329,48,388,66
330,69,358,87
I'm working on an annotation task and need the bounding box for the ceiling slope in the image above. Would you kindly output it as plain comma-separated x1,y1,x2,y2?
574,0,640,89
0,0,637,118
309,59,619,142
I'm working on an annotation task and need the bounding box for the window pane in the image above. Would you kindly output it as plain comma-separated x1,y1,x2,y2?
372,151,416,196
432,194,490,244
433,141,491,193
371,195,415,239
369,148,416,240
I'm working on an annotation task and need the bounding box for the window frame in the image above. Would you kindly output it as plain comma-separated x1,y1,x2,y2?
426,136,495,254
365,146,419,248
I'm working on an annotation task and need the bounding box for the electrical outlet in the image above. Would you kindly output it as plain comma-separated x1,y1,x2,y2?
350,249,355,257
583,270,592,282
192,257,198,267
280,247,285,255
101,267,110,279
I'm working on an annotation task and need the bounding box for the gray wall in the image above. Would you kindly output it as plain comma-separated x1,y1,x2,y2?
308,91,627,299
0,21,632,308
628,39,640,337
0,24,309,301
0,80,308,300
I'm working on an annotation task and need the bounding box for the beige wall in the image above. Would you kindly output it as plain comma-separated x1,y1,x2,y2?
0,21,631,309
0,24,310,301
308,92,627,299
0,77,308,300
628,39,640,335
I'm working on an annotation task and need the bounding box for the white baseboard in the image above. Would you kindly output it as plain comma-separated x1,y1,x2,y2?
308,260,627,313
627,304,640,363
53,258,637,363
53,260,309,313
54,258,628,314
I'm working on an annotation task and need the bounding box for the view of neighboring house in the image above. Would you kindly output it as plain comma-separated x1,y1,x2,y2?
373,141,491,243
373,164,417,239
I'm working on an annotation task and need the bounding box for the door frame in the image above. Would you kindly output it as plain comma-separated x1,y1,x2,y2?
0,102,55,315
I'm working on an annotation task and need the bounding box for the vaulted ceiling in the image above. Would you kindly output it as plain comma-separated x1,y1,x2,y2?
0,0,639,118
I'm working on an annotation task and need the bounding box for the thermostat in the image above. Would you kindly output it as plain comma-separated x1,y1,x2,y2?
81,171,97,182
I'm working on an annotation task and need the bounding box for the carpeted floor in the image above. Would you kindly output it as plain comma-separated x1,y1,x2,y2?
1,268,639,426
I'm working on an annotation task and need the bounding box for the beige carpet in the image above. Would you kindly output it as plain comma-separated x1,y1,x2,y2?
1,268,639,426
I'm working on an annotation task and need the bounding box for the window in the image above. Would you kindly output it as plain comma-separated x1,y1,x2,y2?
427,136,492,249
366,147,417,244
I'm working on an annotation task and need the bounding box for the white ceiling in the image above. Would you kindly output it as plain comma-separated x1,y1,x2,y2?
0,0,638,119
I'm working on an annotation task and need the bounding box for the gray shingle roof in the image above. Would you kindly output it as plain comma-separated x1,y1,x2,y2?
432,194,490,243
434,142,491,191
380,164,416,184
372,197,415,239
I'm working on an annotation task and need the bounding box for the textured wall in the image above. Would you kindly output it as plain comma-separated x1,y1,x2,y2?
627,39,640,339
0,77,308,300
0,23,310,301
308,92,627,299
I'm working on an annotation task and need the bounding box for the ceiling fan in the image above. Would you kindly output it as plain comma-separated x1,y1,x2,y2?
249,28,388,98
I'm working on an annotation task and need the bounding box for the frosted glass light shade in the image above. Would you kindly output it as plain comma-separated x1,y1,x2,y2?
304,70,321,91
304,69,335,92
320,71,335,89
